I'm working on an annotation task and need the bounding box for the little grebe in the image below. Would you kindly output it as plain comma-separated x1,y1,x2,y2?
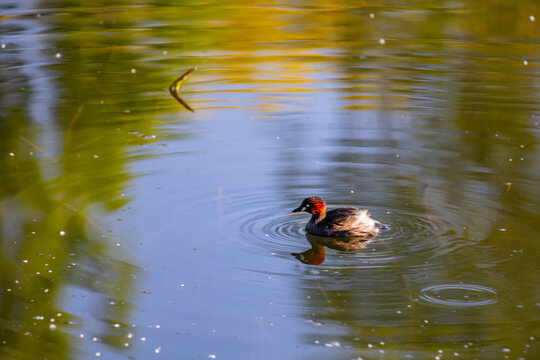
292,196,380,238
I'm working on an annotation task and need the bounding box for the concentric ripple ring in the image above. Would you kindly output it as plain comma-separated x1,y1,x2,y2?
418,284,498,307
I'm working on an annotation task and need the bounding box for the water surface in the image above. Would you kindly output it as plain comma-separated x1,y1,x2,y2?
1,0,539,359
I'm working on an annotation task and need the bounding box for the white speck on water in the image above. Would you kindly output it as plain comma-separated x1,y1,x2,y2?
1,44,6,48
180,283,185,287
59,231,66,236
49,324,56,330
127,332,134,338
55,53,62,59
113,323,121,328
367,344,374,348
369,13,375,19
208,355,216,359
454,352,459,356
275,136,280,140
44,289,49,293
95,352,101,357
497,228,507,232
9,152,15,156
155,324,160,329
93,154,99,158
508,158,512,162
154,347,162,354
379,350,385,354
435,356,441,360
141,337,147,341
424,319,429,323
380,341,385,345
23,260,28,264
350,190,354,193
523,60,528,66
124,342,129,347
502,348,511,352
396,310,402,314
379,38,386,45
79,334,84,338
265,234,269,237
395,154,400,157
530,15,535,22
131,68,136,74
438,349,444,354
92,337,99,342
530,336,535,340
163,50,168,55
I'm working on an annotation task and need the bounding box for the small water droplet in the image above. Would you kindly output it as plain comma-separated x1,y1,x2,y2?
379,38,386,45
530,15,535,22
131,68,136,74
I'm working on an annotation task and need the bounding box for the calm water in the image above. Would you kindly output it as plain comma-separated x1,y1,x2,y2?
1,0,540,359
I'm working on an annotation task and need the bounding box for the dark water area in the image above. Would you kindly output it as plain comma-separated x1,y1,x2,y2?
1,0,540,359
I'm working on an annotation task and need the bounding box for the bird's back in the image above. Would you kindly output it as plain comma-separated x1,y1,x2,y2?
308,207,379,238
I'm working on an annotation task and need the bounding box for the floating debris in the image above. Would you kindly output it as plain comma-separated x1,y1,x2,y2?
169,67,197,112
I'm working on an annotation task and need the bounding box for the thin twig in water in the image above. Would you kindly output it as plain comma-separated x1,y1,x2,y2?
169,67,197,112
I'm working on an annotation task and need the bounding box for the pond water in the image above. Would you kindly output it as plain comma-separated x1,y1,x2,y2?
1,0,540,359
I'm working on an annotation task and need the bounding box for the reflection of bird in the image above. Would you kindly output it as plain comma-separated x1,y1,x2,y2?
292,196,380,238
292,234,372,265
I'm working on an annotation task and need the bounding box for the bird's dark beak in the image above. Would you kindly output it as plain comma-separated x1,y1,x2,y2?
292,205,305,213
